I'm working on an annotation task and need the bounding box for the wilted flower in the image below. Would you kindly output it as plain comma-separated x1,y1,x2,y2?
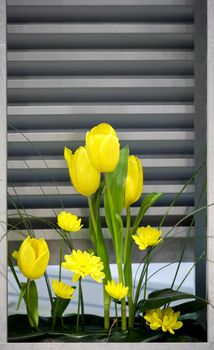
125,155,143,208
12,236,50,280
144,307,183,334
64,146,100,196
132,225,162,250
62,249,105,283
57,211,83,232
86,123,120,172
52,279,75,299
105,280,128,300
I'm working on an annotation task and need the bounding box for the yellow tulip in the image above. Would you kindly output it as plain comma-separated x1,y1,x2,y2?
125,155,143,208
64,146,100,196
86,123,120,172
12,236,50,280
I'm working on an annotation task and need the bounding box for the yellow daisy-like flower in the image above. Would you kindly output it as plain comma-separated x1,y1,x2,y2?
57,211,83,232
52,279,75,299
132,225,162,250
105,280,128,300
61,249,105,283
144,307,183,334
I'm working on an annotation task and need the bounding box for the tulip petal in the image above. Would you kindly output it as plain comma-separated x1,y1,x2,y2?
99,134,120,172
29,249,50,279
73,146,100,196
18,242,36,279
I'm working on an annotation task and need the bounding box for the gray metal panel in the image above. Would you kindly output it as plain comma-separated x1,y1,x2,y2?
194,0,207,308
207,0,214,344
7,0,196,268
0,0,7,343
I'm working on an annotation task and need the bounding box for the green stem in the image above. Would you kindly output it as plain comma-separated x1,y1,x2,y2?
118,262,127,331
26,279,39,330
76,278,82,332
80,278,84,327
114,300,118,328
88,195,111,330
44,272,53,308
124,207,134,328
88,196,98,243
51,298,60,331
105,175,126,331
143,250,150,300
8,254,21,289
133,258,148,314
59,237,65,282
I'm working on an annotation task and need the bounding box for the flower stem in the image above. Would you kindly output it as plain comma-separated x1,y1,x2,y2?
80,278,84,327
26,279,39,331
143,250,150,300
88,195,111,330
124,206,134,328
76,278,82,332
133,258,147,313
51,298,60,331
114,300,118,328
44,272,53,308
105,175,126,331
59,237,64,282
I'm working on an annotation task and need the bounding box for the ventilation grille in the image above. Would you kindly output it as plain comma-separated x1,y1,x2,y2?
7,0,195,263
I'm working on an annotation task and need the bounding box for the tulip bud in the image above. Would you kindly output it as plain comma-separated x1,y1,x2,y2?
64,146,100,197
12,236,50,280
86,123,120,172
125,155,143,208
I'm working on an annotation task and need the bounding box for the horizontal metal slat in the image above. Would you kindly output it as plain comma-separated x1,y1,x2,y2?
8,50,194,76
7,0,194,6
7,103,194,130
8,182,195,208
7,226,194,242
7,77,194,103
7,184,194,196
8,206,193,220
7,130,194,156
8,24,194,34
8,130,194,142
7,24,194,50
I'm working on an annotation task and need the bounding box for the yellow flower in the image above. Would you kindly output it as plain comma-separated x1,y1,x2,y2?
52,279,75,299
132,225,162,250
62,249,105,283
64,146,100,196
105,280,128,300
144,307,183,334
86,123,120,172
57,211,83,232
12,236,50,280
125,155,143,208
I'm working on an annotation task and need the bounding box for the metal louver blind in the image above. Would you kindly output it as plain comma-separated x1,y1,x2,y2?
7,0,195,264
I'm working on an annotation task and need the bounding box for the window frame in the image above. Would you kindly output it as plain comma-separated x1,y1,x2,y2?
1,0,214,347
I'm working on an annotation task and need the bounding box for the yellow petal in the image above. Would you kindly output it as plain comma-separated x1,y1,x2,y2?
18,241,36,278
30,249,50,279
99,134,120,172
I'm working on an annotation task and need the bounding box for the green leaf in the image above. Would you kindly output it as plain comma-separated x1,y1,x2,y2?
131,192,163,234
105,146,129,214
104,147,129,258
26,280,39,328
137,288,198,313
51,297,70,318
173,300,208,318
16,282,27,310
